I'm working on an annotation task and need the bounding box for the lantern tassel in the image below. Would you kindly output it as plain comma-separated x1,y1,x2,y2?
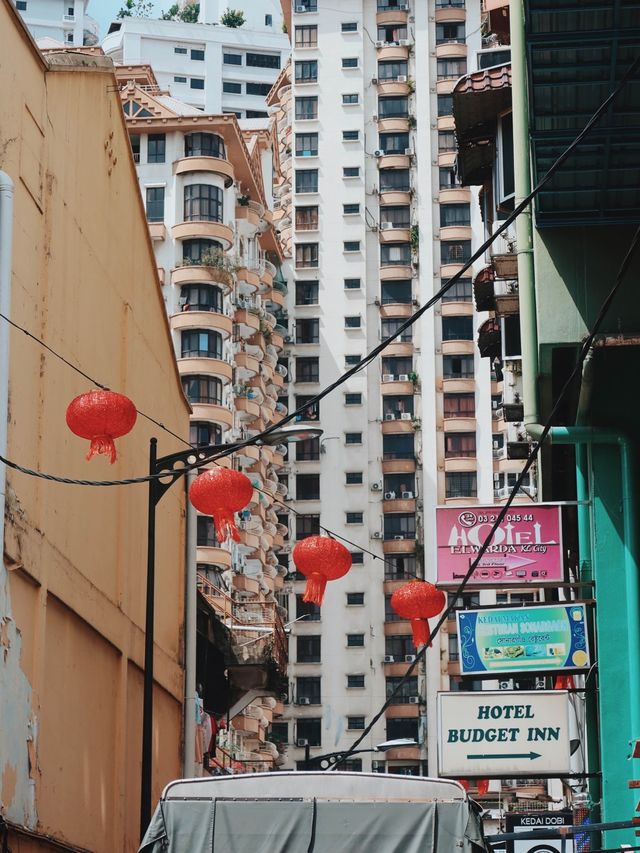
302,573,327,606
212,510,241,543
410,618,431,649
86,436,118,464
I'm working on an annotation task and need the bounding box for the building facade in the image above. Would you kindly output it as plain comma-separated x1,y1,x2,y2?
14,0,98,45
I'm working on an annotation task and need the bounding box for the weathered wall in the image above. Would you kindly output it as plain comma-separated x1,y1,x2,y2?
0,1,190,850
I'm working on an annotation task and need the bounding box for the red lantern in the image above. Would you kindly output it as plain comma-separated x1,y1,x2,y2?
458,779,470,793
477,778,490,796
390,580,446,648
66,390,137,464
292,536,352,605
189,468,253,543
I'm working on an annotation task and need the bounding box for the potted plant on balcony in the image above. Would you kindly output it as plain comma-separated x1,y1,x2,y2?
238,194,251,207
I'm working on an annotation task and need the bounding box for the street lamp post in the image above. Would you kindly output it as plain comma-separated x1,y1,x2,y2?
304,740,419,771
139,426,322,841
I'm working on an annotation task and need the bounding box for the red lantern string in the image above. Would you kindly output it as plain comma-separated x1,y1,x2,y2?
292,536,352,605
390,580,446,648
66,390,137,464
458,779,470,793
477,778,490,796
189,468,253,543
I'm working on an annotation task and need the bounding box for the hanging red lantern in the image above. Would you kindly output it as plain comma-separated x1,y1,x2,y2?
554,674,575,690
189,468,253,543
66,389,137,464
476,778,490,796
458,779,470,793
292,536,352,605
390,580,446,648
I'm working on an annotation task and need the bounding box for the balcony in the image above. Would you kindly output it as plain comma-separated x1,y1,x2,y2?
377,152,411,170
173,155,234,186
172,221,234,250
171,308,233,338
382,497,416,513
376,8,409,26
381,377,414,395
172,262,234,291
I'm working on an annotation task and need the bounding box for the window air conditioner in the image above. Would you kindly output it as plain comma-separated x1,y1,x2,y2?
400,413,413,421
385,413,396,421
493,473,501,483
398,374,409,381
384,492,395,500
296,738,309,747
371,481,382,491
375,42,384,48
372,78,379,86
401,491,414,499
382,373,395,381
493,440,499,449
374,149,385,157
297,697,311,705
399,3,409,10
295,5,307,12
398,39,409,47
372,531,383,539
404,148,413,156
405,654,416,663
393,534,405,540
396,75,407,83
380,222,393,230
384,655,395,663
373,115,379,122
408,695,420,704
284,334,293,343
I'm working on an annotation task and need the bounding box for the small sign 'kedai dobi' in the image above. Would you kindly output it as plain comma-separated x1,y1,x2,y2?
437,691,571,777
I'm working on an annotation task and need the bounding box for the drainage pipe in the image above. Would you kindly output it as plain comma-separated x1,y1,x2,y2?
0,171,14,560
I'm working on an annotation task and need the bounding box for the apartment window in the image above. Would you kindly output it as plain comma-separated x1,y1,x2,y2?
189,421,222,447
184,184,223,223
342,21,358,32
296,437,320,462
343,203,360,215
345,393,362,406
295,96,318,120
295,169,319,193
380,169,410,191
180,331,223,360
347,674,365,688
345,432,362,445
347,715,365,730
345,471,363,484
295,60,318,83
442,316,473,341
223,81,242,94
448,633,459,662
197,515,218,547
181,375,223,405
342,130,360,142
296,280,319,305
182,238,222,264
180,284,223,313
246,82,272,96
191,48,205,60
347,593,365,606
174,46,187,54
383,514,416,539
185,132,225,159
381,318,412,342
381,280,412,304
438,131,457,153
387,718,419,741
342,93,359,105
295,244,319,269
297,636,321,663
343,166,360,178
296,357,319,384
445,432,476,458
441,204,471,228
445,472,478,498
436,0,465,6
437,58,467,80
223,53,242,65
347,634,365,647
378,97,408,118
296,514,320,539
498,111,515,203
344,278,361,289
174,75,187,83
296,718,321,746
145,187,164,222
295,206,319,232
381,206,411,227
444,393,475,418
382,434,414,460
377,23,408,41
190,78,205,90
437,94,453,116
436,21,465,43
344,242,361,254
441,240,472,264
345,355,361,367
382,356,412,376
442,278,472,302
296,595,321,621
351,552,364,565
384,595,403,622
385,636,414,659
378,60,408,80
246,52,281,69
381,243,411,266
386,676,418,703
450,677,483,692
443,354,474,379
342,57,359,69
295,394,320,422
147,134,165,163
295,25,318,47
296,474,320,503
383,473,415,495
440,166,460,188
265,13,273,24
384,554,416,581
346,512,364,524
296,133,319,158
344,316,362,330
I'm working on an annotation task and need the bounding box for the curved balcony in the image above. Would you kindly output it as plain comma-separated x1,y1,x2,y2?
440,225,472,242
171,308,233,338
376,9,408,26
439,187,472,204
382,538,415,554
444,457,477,473
190,402,233,429
382,497,416,513
232,573,260,596
385,746,421,761
438,114,455,132
235,394,262,422
171,264,233,291
381,418,414,435
380,303,413,319
235,204,261,229
379,227,411,244
382,341,414,357
442,416,476,432
436,42,467,59
440,262,468,280
434,5,466,22
378,153,411,170
376,43,409,61
173,156,234,186
381,379,414,396
379,190,411,206
234,308,261,338
236,266,261,293
383,660,413,678
382,458,416,475
177,357,232,382
385,703,419,718
235,350,261,379
235,444,261,467
268,287,284,308
377,117,410,134
148,223,166,241
377,80,410,97
380,264,412,280
172,221,234,250
441,301,473,318
438,151,456,168
441,339,474,356
196,546,232,569
271,329,285,350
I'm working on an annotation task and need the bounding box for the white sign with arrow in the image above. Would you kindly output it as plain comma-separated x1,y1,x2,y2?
437,691,571,777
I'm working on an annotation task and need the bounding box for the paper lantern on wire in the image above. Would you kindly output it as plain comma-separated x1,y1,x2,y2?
458,779,470,793
189,468,253,543
66,390,137,464
477,778,490,796
390,580,446,648
292,535,352,605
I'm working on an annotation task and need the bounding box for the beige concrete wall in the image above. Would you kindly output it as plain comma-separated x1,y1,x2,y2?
0,2,191,850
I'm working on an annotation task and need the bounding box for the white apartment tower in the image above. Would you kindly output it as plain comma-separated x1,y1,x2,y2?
14,0,98,45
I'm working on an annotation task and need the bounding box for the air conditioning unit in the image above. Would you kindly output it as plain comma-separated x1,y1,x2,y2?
373,115,379,122
380,222,393,231
372,531,383,539
284,334,293,343
398,374,409,381
371,481,382,491
399,5,409,11
499,679,514,690
393,534,405,540
384,492,395,500
493,473,501,483
295,5,308,12
296,738,309,747
384,655,395,663
408,695,420,704
405,654,416,663
385,413,395,421
396,75,408,83
492,440,499,449
400,413,413,421
374,149,385,157
297,697,311,705
401,491,414,499
382,373,395,381
404,148,413,156
398,39,409,47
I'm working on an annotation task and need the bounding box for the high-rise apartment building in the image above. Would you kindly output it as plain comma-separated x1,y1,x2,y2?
13,0,98,45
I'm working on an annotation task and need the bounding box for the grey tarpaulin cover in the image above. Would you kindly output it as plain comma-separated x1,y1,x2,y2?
139,772,488,852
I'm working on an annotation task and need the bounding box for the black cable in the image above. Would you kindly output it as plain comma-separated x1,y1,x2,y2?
337,221,640,765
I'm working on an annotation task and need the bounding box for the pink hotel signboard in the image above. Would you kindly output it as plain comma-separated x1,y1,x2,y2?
435,505,564,585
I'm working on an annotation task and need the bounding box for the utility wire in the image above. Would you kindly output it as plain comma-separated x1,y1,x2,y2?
337,222,640,767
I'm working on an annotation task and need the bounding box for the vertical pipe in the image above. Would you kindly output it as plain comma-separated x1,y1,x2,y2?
0,172,14,558
140,437,158,842
183,474,197,778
